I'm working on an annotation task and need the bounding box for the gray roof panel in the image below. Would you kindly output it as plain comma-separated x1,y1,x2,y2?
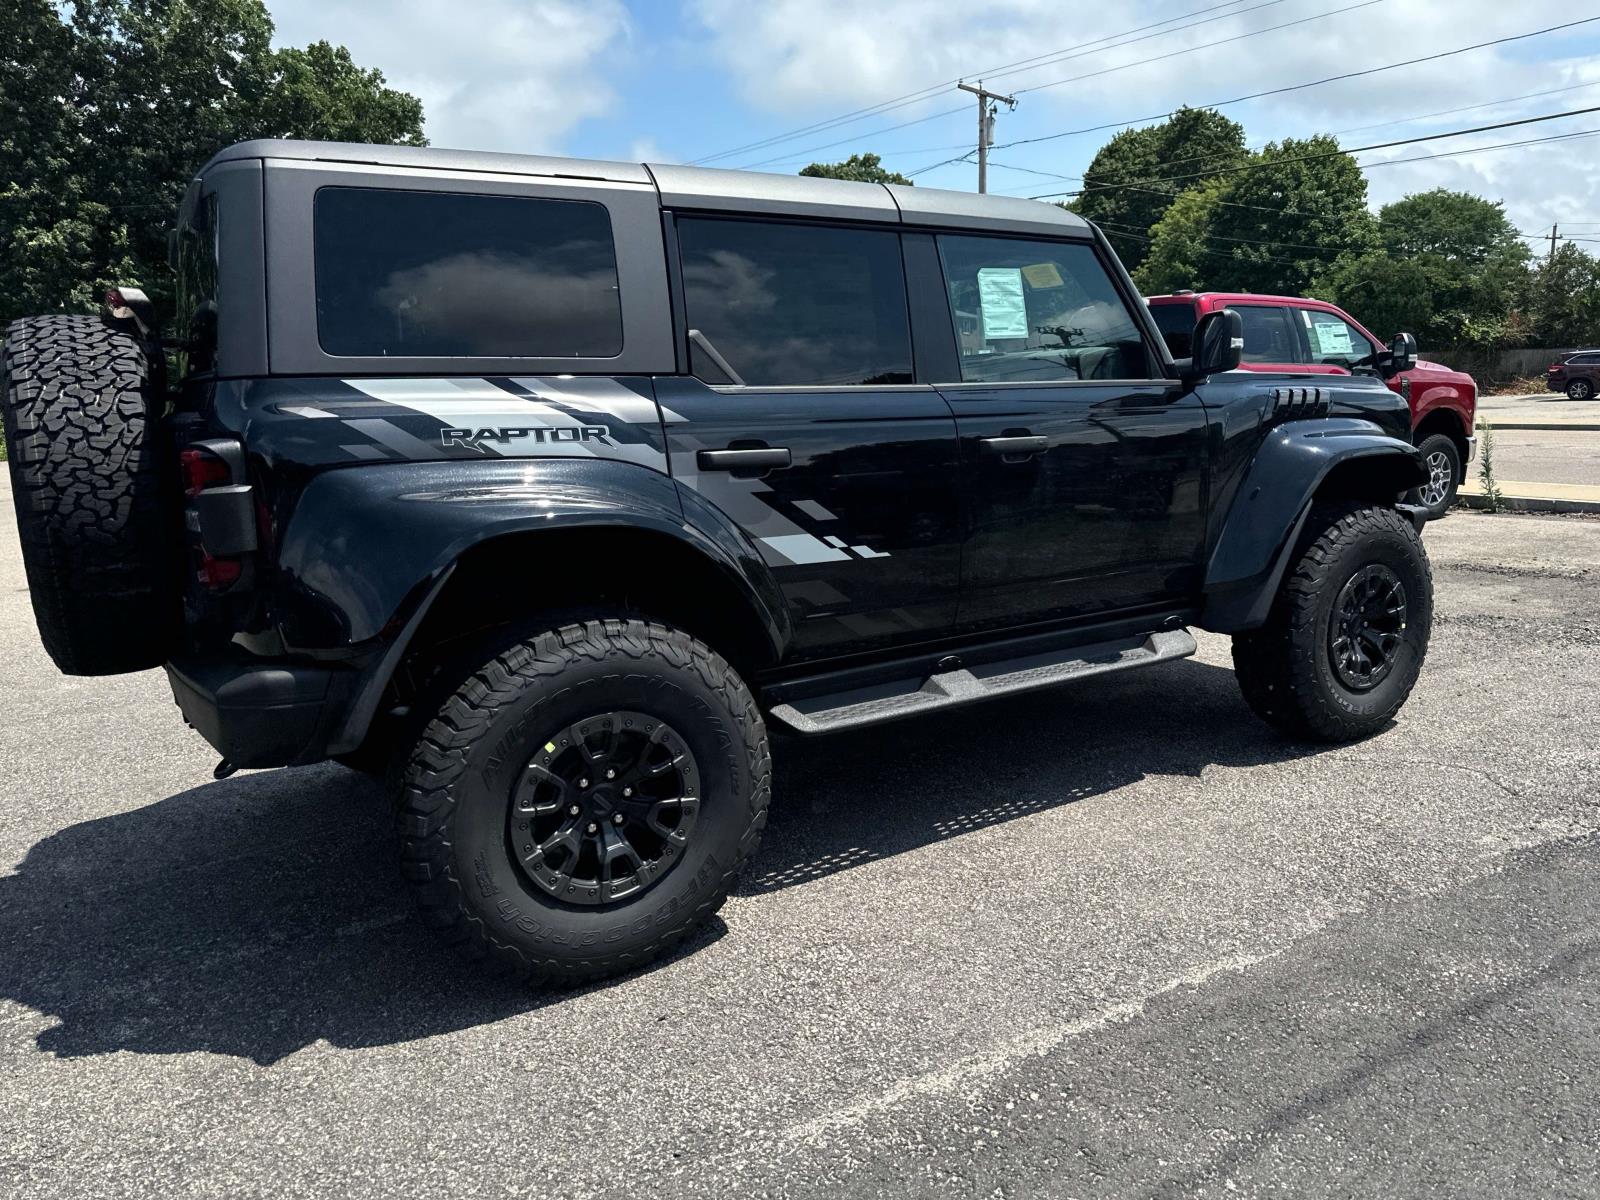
200,140,654,185
198,140,1093,238
886,183,1091,238
646,163,899,223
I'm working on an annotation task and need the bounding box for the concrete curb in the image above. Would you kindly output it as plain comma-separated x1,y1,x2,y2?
1458,487,1600,515
1480,420,1600,432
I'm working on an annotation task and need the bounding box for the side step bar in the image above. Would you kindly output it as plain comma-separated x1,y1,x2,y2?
768,629,1197,735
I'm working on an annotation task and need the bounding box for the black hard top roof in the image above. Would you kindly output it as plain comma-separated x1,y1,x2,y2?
201,140,1091,239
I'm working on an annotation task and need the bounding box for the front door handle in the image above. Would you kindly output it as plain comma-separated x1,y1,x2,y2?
697,447,792,473
978,434,1048,461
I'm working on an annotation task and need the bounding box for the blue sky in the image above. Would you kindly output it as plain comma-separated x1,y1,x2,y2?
265,0,1600,249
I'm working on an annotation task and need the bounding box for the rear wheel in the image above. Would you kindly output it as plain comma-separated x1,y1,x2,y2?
1568,378,1592,401
394,617,769,985
1404,433,1461,520
1,315,179,674
1233,503,1432,743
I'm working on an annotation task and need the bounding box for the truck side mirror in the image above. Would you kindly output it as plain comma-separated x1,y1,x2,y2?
1383,331,1417,377
1181,308,1243,383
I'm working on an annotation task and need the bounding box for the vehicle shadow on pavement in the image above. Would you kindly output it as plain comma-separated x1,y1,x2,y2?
745,657,1321,894
0,658,1319,1065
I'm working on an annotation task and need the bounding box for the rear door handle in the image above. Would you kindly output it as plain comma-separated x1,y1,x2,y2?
697,447,792,473
978,435,1048,460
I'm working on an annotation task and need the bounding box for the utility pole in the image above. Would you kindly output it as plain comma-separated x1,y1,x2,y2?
1549,223,1559,265
958,80,1016,194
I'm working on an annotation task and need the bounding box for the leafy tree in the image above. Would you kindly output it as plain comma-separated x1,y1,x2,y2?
1074,107,1246,272
0,0,426,326
1132,180,1226,294
800,153,913,185
1375,189,1530,345
1202,135,1376,297
1314,251,1435,342
1525,242,1600,346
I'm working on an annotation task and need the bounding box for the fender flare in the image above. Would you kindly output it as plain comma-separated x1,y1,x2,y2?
1198,419,1427,634
266,458,790,753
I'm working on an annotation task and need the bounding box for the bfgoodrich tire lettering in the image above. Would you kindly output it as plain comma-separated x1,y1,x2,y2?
1232,503,1432,743
395,617,769,985
1,315,179,675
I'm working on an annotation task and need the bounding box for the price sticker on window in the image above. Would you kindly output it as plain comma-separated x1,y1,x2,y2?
977,267,1029,340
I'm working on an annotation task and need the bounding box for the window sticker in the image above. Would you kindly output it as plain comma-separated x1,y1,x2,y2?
1020,261,1064,289
1310,316,1353,357
977,267,1029,340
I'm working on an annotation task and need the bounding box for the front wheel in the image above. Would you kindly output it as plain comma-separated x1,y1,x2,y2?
1568,378,1593,401
1233,503,1432,743
1404,433,1461,520
395,617,769,985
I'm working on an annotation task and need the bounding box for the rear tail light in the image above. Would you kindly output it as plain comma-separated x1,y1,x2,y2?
180,439,256,591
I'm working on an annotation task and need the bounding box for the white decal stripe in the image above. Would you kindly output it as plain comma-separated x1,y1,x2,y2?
761,534,851,565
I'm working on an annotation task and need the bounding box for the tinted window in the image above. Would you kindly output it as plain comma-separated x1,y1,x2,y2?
1234,305,1299,364
313,187,622,358
1148,300,1197,357
936,235,1151,382
174,192,219,373
1300,308,1377,367
676,218,911,387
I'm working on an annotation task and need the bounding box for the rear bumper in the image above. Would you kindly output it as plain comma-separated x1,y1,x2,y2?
1547,378,1566,391
166,654,357,768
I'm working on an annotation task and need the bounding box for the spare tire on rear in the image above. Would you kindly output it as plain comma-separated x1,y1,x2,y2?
2,314,180,675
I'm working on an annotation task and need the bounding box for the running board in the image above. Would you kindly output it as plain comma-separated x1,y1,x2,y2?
768,629,1197,735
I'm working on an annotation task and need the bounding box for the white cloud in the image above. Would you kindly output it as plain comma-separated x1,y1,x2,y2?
266,0,631,154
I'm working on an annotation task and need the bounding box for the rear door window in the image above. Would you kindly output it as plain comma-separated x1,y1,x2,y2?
1233,305,1300,364
1148,301,1198,357
935,235,1153,382
675,216,912,387
312,187,623,358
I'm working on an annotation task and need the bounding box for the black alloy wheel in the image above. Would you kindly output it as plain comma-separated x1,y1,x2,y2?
1328,563,1408,692
510,711,701,906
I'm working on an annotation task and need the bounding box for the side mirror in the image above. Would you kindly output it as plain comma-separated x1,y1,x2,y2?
1181,308,1243,382
1383,331,1417,378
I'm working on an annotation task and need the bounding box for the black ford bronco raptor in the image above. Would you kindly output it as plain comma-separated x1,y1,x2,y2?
2,141,1432,985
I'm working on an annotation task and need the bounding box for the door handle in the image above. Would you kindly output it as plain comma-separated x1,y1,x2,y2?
978,434,1048,460
697,447,792,473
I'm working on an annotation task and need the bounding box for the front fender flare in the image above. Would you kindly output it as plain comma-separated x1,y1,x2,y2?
1199,420,1426,633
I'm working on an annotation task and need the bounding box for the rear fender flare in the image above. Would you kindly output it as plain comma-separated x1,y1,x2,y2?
1199,420,1426,633
267,459,790,751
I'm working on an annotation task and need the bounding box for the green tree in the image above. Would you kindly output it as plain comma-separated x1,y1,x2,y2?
0,0,426,326
1202,135,1376,297
1133,179,1226,294
800,152,913,185
1375,189,1530,345
1074,107,1246,272
1314,251,1435,342
1525,242,1600,346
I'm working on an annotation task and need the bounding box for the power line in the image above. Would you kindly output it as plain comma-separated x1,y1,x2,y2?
964,14,1600,165
734,0,1380,170
687,0,1266,166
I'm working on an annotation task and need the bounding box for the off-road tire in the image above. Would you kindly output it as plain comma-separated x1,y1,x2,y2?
1,315,178,675
395,617,769,985
1568,378,1592,401
1404,432,1461,520
1232,503,1432,743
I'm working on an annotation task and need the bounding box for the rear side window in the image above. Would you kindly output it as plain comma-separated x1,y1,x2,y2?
1234,305,1299,364
313,187,622,358
676,217,912,387
1148,301,1197,358
936,235,1152,382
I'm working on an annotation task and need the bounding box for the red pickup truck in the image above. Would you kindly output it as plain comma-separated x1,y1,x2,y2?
1147,291,1477,519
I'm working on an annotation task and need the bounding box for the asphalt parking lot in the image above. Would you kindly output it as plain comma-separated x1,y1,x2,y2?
3,478,1598,1199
